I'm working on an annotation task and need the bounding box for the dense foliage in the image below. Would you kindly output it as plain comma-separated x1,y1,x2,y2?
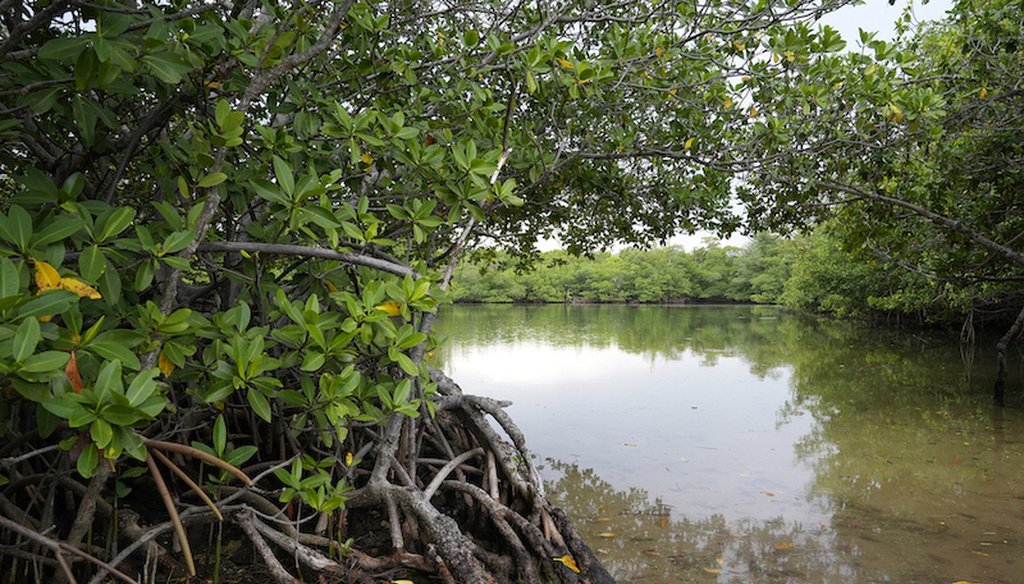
0,0,863,582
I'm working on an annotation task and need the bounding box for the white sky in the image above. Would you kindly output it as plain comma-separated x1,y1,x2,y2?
541,0,955,252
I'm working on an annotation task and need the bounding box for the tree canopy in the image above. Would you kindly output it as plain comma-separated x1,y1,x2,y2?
0,0,871,582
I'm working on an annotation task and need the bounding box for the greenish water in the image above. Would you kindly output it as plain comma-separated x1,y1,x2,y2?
433,304,1024,584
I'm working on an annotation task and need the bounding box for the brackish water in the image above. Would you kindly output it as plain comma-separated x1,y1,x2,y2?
433,304,1024,584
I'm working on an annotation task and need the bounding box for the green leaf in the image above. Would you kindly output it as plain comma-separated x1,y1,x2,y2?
88,331,142,370
198,172,228,188
125,368,160,406
33,217,83,247
39,37,92,61
95,359,123,402
79,245,105,282
77,444,99,478
102,404,143,426
142,52,192,84
90,419,113,448
96,208,136,242
7,205,33,251
11,379,48,402
0,258,19,298
247,389,272,423
12,317,41,362
20,351,70,373
272,156,295,196
18,290,75,319
213,414,227,454
300,351,325,371
390,349,419,376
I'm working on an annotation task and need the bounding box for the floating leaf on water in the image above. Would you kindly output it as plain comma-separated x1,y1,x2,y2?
642,548,660,557
553,555,580,573
597,531,616,538
623,443,638,447
702,567,722,574
774,542,794,551
657,516,670,528
761,491,775,497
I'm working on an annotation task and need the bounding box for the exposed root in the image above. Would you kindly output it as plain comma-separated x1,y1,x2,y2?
1,378,611,584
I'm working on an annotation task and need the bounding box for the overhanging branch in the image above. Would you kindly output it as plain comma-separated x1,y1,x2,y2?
198,241,419,278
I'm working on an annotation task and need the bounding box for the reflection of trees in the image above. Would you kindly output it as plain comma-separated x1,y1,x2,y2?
544,458,858,584
437,305,1024,583
434,304,798,373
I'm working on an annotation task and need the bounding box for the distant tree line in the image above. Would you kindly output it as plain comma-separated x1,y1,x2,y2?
451,236,793,305
453,231,1020,330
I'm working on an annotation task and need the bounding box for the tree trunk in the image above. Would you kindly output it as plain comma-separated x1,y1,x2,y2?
993,306,1024,406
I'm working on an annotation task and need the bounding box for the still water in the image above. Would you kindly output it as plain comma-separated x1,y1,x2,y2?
433,305,1024,584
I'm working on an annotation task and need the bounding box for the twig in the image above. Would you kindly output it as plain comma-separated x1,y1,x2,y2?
0,443,60,467
247,510,344,575
145,450,196,576
0,515,139,584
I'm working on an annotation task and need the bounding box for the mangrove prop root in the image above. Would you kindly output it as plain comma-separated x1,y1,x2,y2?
0,388,610,583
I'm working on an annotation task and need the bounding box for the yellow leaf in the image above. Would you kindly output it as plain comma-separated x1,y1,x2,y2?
60,277,102,299
553,555,580,574
741,76,751,82
597,531,616,538
772,53,780,64
375,301,402,316
865,64,877,76
748,106,758,117
785,50,795,62
655,47,664,58
684,137,695,150
733,40,745,51
761,491,775,497
345,451,354,466
557,58,574,70
324,280,338,293
724,97,733,110
158,349,175,378
979,87,988,99
34,261,62,293
392,580,416,584
360,152,374,166
703,567,722,574
668,88,677,96
206,80,221,89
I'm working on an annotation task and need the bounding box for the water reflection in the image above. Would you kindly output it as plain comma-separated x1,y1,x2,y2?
433,305,1024,583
